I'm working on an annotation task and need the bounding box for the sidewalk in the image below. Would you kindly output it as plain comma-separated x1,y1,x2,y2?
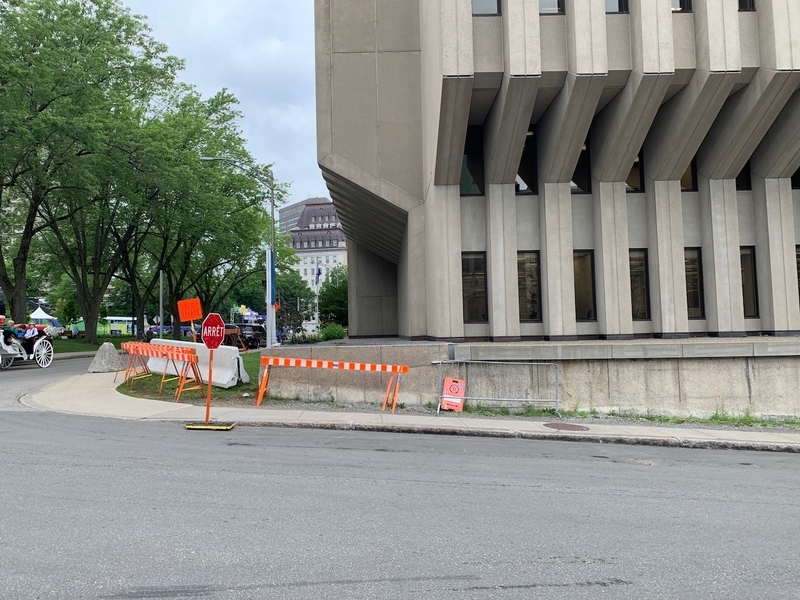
22,371,800,453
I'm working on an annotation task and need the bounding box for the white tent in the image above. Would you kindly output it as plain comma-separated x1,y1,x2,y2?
30,306,55,320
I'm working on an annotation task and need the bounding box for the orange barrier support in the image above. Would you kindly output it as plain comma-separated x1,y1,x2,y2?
175,353,204,402
256,356,409,412
119,342,152,385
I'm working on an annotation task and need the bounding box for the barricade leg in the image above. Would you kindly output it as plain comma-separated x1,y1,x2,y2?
381,375,395,412
390,374,401,413
256,365,271,407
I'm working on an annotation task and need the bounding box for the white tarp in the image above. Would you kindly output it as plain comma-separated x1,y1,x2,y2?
30,306,54,320
147,339,250,389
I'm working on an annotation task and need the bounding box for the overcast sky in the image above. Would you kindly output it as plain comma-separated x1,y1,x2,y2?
122,0,328,207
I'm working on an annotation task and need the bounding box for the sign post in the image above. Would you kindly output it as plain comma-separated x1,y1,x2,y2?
201,313,225,425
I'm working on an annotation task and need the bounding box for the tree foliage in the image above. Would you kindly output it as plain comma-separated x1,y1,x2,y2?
317,264,348,326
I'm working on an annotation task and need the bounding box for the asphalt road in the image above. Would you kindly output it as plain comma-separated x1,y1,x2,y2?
1,358,799,599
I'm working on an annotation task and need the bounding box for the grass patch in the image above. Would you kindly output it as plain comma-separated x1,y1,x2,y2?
53,336,137,353
116,350,264,403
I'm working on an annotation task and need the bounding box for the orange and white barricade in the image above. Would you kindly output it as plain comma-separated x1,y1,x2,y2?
256,356,410,413
119,342,204,399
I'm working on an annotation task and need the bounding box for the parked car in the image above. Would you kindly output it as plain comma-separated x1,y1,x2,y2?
238,323,267,349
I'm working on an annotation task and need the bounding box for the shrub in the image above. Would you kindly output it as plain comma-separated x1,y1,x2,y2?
320,323,346,341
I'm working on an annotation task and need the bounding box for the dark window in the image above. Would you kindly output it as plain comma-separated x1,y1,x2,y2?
685,248,705,319
460,127,485,196
570,141,591,194
791,167,800,189
540,0,564,15
516,127,538,195
626,151,644,192
573,250,597,321
796,247,800,308
671,0,692,11
517,252,542,322
735,161,752,191
472,0,500,15
681,158,698,191
741,246,759,318
739,0,755,10
606,0,629,12
630,249,650,320
462,252,488,323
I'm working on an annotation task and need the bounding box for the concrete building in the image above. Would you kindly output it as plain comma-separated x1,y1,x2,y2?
315,0,800,344
279,197,330,235
286,200,348,291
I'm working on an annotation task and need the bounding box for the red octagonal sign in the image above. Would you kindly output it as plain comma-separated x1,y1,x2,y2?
201,313,225,350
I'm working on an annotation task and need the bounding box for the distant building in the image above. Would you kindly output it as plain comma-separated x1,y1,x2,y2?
279,197,329,235
286,200,347,291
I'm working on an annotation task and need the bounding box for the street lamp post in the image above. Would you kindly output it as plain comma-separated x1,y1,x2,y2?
200,156,277,348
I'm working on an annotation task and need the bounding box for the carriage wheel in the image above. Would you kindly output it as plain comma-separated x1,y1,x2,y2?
0,355,13,370
34,339,53,368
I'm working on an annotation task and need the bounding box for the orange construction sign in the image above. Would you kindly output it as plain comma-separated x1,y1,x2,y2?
177,298,203,322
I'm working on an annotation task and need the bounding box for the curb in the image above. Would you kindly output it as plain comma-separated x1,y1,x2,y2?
173,418,800,453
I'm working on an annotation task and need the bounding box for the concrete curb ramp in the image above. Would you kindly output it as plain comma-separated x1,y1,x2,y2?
22,372,800,453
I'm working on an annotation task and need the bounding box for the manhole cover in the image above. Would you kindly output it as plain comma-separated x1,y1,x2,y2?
543,422,589,432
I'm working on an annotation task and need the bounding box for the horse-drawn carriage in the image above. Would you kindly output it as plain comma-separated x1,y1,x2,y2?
0,326,54,369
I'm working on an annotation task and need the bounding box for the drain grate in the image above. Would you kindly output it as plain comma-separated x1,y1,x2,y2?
543,422,589,432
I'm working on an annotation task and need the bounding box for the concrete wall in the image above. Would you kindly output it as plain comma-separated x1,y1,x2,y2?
262,338,800,419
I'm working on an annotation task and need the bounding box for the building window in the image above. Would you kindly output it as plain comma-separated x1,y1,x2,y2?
303,269,307,276
573,250,597,321
570,141,591,194
326,256,330,263
671,0,691,11
303,257,308,264
472,0,500,15
626,151,644,192
741,246,759,318
681,158,698,191
606,0,629,13
792,168,800,189
333,256,337,263
325,240,330,247
540,0,564,14
516,127,538,195
310,257,315,263
630,249,650,320
460,126,485,196
739,0,755,10
462,252,488,323
736,161,752,191
685,248,705,319
517,252,542,322
303,241,308,248
333,240,339,247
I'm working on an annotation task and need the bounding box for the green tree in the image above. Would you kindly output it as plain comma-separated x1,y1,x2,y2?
0,0,181,323
276,270,315,331
317,264,348,326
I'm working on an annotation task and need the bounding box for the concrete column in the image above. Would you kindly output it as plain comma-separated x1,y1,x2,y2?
539,182,576,340
593,182,633,339
485,184,521,340
752,176,800,335
749,89,800,336
424,184,465,340
645,179,688,337
397,204,428,339
698,177,745,336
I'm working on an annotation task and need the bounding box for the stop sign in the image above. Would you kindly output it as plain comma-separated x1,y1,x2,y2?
201,313,225,350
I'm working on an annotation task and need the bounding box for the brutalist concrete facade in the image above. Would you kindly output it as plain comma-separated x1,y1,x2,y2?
315,0,800,343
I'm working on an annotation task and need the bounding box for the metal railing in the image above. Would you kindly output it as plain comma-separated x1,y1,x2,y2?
432,360,560,416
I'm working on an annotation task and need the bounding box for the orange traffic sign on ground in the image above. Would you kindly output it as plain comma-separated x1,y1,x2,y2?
177,298,203,322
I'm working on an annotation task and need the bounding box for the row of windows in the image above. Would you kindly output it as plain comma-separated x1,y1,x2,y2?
302,255,338,265
293,239,341,249
302,267,333,277
461,126,800,197
472,0,754,16
462,246,763,325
